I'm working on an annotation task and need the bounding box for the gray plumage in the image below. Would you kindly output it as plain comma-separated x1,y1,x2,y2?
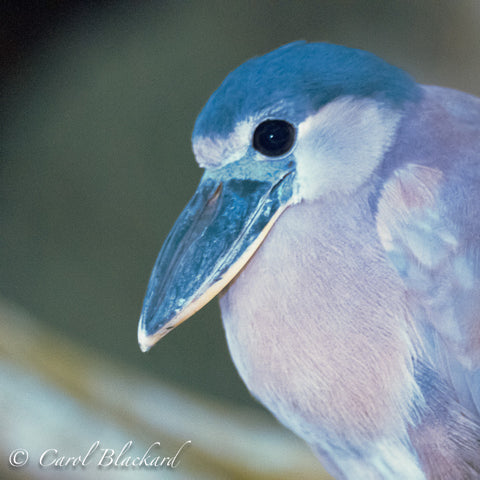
220,86,480,479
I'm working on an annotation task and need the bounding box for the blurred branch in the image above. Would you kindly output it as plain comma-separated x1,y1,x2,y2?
0,298,330,479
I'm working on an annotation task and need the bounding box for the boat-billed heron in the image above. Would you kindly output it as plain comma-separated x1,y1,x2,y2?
138,42,480,479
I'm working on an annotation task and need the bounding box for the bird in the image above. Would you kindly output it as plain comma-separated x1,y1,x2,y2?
137,42,480,479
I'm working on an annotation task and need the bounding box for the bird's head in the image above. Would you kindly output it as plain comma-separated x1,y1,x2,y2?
138,41,420,351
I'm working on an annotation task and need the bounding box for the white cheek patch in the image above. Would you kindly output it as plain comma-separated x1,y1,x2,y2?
192,119,254,168
295,97,402,201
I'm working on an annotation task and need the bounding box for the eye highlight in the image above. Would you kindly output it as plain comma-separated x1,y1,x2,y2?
252,120,296,157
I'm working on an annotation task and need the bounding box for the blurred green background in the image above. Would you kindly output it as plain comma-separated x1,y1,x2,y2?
1,1,480,478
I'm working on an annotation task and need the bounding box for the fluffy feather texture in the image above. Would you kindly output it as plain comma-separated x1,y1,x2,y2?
219,83,480,478
295,96,401,199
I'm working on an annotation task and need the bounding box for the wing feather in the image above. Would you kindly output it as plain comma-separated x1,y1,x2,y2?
376,162,480,414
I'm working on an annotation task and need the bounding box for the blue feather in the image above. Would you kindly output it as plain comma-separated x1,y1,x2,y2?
193,42,421,140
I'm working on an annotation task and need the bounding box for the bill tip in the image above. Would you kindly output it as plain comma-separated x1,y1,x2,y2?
137,321,156,353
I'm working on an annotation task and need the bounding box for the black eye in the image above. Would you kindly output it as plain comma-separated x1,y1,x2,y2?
252,120,296,157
